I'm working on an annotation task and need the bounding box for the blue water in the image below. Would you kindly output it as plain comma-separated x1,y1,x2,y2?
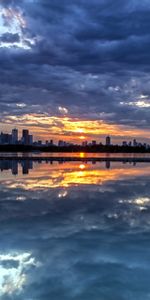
0,159,150,300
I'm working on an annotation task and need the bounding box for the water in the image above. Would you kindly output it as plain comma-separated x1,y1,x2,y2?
0,155,150,299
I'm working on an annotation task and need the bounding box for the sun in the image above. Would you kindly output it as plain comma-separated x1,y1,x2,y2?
79,164,86,170
79,152,85,158
78,129,84,133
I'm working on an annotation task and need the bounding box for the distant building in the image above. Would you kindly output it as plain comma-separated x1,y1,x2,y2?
29,135,33,145
22,129,29,145
46,140,53,146
92,140,96,146
106,136,111,146
12,129,18,144
0,133,12,144
122,141,127,146
37,140,42,146
49,140,53,146
82,141,88,147
133,139,137,147
58,140,64,147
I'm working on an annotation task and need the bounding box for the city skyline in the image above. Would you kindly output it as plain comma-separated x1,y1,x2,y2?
0,1,150,143
0,127,149,149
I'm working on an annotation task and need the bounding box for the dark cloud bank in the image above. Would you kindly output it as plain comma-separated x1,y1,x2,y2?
0,0,150,129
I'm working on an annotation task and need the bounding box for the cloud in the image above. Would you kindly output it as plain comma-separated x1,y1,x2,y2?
0,32,20,43
0,0,150,140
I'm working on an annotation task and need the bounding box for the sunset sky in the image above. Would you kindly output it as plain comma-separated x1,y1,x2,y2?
0,0,150,143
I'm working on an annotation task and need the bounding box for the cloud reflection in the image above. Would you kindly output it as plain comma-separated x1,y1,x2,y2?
0,252,39,297
0,162,150,299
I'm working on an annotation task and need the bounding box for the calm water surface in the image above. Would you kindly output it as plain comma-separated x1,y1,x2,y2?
0,156,150,299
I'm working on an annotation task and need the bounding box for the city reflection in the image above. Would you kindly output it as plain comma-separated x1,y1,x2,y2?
0,158,150,176
0,159,150,190
0,159,114,175
0,160,33,175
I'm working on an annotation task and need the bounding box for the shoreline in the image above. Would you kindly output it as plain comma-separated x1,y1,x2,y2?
0,156,150,163
0,145,150,154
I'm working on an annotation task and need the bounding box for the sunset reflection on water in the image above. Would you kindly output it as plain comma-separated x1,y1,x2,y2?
0,160,150,190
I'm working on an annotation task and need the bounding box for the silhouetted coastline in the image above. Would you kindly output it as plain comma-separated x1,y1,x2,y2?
0,144,150,153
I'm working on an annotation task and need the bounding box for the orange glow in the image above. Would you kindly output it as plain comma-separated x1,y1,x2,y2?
1,162,150,191
1,113,150,143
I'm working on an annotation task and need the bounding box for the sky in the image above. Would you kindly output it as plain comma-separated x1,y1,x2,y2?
0,0,150,143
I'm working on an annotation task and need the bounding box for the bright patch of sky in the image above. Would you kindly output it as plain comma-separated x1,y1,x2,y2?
120,95,150,108
120,100,150,108
58,106,69,115
0,6,35,49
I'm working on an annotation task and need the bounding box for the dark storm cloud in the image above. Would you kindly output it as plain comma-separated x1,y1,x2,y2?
0,33,20,43
0,0,150,130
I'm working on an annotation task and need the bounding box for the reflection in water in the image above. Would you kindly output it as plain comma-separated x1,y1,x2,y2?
0,160,33,175
0,157,149,176
0,159,150,299
0,252,38,296
0,159,150,189
0,159,114,175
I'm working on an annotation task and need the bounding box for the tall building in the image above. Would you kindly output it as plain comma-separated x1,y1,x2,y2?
0,133,12,144
106,136,111,146
22,129,29,145
29,135,33,145
12,129,18,144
